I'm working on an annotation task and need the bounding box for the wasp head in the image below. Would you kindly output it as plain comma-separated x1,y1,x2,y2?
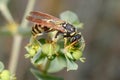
62,23,76,37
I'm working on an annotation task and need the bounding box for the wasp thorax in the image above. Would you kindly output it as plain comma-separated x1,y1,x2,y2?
62,23,76,37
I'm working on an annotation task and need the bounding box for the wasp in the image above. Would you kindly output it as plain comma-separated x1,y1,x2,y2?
26,11,81,46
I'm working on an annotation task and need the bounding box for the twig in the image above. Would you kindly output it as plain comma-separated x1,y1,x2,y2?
0,4,15,23
8,0,35,74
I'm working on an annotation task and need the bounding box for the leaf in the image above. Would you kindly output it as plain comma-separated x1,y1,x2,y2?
35,57,48,71
79,36,85,52
65,55,78,71
47,56,66,73
25,38,41,58
0,0,9,5
0,61,4,72
66,52,74,60
72,50,82,60
30,69,64,80
38,39,46,45
60,11,79,24
72,21,84,29
32,48,42,63
60,11,83,29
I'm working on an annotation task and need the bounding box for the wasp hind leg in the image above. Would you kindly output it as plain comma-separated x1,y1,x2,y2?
32,32,43,39
51,31,60,44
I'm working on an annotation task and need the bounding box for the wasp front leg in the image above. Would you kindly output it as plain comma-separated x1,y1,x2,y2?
65,33,81,49
64,37,68,47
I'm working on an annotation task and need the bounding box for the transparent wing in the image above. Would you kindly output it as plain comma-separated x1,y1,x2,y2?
30,11,64,22
26,15,65,33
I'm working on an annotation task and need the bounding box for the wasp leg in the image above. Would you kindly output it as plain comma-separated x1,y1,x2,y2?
32,33,43,39
54,31,60,38
65,40,78,49
64,37,68,47
51,31,59,44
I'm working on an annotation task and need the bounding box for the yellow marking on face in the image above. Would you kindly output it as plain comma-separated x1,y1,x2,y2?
70,32,76,36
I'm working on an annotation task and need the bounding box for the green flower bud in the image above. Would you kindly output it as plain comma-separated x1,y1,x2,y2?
42,43,54,56
72,50,82,60
0,70,10,80
29,48,36,57
42,43,60,59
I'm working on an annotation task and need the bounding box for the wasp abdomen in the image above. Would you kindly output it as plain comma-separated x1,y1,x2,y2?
32,24,42,36
32,24,52,37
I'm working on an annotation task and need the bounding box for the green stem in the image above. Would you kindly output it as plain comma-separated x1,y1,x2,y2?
0,4,15,23
8,35,22,74
20,0,36,28
43,59,51,74
8,0,36,74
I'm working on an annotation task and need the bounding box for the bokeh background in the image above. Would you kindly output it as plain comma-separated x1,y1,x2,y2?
0,0,120,80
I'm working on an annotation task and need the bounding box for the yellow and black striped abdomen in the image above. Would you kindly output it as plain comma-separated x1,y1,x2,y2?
32,24,42,36
31,24,51,37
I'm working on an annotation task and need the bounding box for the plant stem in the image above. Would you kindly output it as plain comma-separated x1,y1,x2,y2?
9,35,22,74
0,4,15,23
43,59,51,74
8,0,35,74
20,0,36,28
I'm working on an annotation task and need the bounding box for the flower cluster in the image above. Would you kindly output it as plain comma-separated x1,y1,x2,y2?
0,62,16,80
25,11,85,73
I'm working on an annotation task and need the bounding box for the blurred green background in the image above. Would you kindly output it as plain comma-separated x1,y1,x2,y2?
0,0,120,80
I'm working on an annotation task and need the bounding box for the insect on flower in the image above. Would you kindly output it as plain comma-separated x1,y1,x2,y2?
26,11,81,46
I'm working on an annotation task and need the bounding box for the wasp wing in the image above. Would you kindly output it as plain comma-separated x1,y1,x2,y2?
30,11,64,22
26,16,65,33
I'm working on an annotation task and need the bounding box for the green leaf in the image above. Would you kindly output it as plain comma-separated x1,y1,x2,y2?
66,52,74,60
65,55,78,71
0,61,4,72
47,56,66,73
72,50,82,60
25,38,41,57
32,48,42,63
35,57,49,71
38,39,46,45
60,11,83,29
72,21,84,29
30,69,64,80
60,11,79,24
0,0,9,4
